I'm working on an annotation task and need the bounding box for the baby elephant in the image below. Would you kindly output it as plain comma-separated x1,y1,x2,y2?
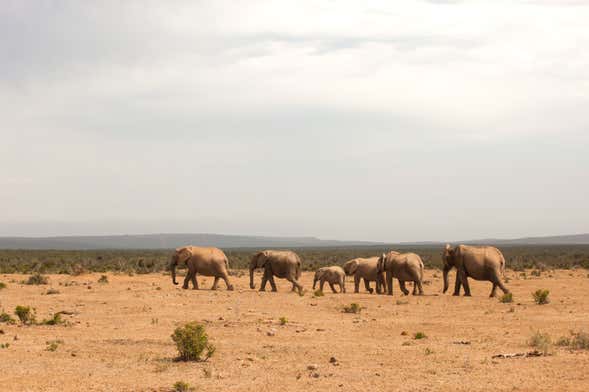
313,266,346,293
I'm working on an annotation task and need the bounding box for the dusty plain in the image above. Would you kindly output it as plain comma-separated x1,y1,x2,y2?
1,269,588,391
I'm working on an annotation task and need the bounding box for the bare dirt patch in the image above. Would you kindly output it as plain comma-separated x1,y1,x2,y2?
0,269,588,391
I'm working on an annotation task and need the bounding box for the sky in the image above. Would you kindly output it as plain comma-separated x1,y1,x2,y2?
1,0,588,242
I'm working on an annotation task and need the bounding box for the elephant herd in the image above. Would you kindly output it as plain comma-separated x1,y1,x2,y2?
169,244,511,298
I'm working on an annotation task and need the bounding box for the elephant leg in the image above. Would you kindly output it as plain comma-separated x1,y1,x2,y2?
459,269,471,296
340,278,346,293
453,272,462,296
412,282,417,296
268,274,278,292
364,278,374,294
320,279,326,292
287,277,303,295
191,272,199,290
354,275,360,293
222,273,234,291
386,271,393,295
416,280,424,295
259,271,268,291
182,272,191,290
399,280,409,296
211,277,220,290
496,279,510,295
329,282,337,293
490,283,497,298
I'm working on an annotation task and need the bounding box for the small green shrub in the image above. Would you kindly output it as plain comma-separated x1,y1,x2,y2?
279,317,288,325
14,306,36,325
499,293,513,303
342,303,362,314
171,322,215,361
40,313,64,326
98,275,109,284
173,381,195,392
570,331,589,350
414,332,427,340
0,282,6,290
531,270,541,277
25,273,48,285
532,289,550,305
0,343,9,349
313,289,324,297
46,339,63,352
528,331,552,355
0,312,16,324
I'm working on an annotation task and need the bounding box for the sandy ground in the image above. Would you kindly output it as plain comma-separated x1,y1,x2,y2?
0,269,588,391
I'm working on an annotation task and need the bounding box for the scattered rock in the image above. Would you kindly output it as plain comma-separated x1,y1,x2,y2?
311,372,320,378
218,316,225,321
267,329,276,336
316,328,325,332
307,364,318,371
329,357,338,364
453,341,471,345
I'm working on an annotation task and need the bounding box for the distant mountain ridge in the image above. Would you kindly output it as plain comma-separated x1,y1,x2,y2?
0,233,587,250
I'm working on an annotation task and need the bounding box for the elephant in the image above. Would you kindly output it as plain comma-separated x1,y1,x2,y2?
342,257,385,294
249,250,303,294
442,244,509,297
170,246,234,291
377,251,424,296
313,266,346,293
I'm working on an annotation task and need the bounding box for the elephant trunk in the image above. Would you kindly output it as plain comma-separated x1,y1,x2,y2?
442,266,450,293
170,258,178,285
249,266,256,289
313,277,317,290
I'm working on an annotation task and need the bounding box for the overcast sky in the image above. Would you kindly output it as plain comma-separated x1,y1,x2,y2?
1,0,588,241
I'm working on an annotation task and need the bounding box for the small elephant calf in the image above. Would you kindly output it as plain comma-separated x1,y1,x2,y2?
313,266,346,293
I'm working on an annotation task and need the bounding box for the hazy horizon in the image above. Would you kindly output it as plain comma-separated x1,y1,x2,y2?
2,1,588,242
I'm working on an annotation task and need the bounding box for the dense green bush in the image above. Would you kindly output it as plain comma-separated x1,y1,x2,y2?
171,322,215,361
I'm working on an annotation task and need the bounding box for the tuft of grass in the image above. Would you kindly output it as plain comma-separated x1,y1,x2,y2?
0,312,16,324
313,289,324,297
424,347,434,355
14,306,36,325
499,293,513,303
414,332,427,340
532,289,550,305
171,322,215,362
528,331,552,355
0,343,9,349
556,336,571,347
46,339,63,352
40,313,65,326
0,282,6,290
98,275,109,284
45,288,60,295
531,270,541,277
560,331,589,350
279,317,288,325
173,381,195,392
342,303,362,314
25,273,48,285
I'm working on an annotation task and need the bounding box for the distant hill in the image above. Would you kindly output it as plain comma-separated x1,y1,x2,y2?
0,233,382,250
0,233,587,250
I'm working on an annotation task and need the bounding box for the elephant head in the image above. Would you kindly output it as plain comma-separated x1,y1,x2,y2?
249,251,268,289
313,268,326,289
442,244,456,293
343,259,359,276
170,247,192,286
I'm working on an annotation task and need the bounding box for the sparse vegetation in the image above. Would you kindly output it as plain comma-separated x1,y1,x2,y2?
0,282,6,290
172,381,195,392
313,289,324,297
279,317,288,325
45,288,60,295
424,347,434,355
40,313,65,326
98,275,109,284
46,339,63,352
0,312,15,324
532,289,550,305
414,332,427,340
499,293,513,303
528,331,552,355
171,322,215,362
342,303,362,314
25,273,48,285
14,306,36,325
0,343,9,349
557,331,589,350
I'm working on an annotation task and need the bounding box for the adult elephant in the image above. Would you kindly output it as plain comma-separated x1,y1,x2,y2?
249,250,303,294
442,244,509,297
342,257,385,294
377,251,424,296
313,266,346,293
170,246,234,291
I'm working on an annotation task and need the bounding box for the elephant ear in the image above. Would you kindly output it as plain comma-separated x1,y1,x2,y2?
348,260,359,275
254,251,268,268
176,247,192,264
